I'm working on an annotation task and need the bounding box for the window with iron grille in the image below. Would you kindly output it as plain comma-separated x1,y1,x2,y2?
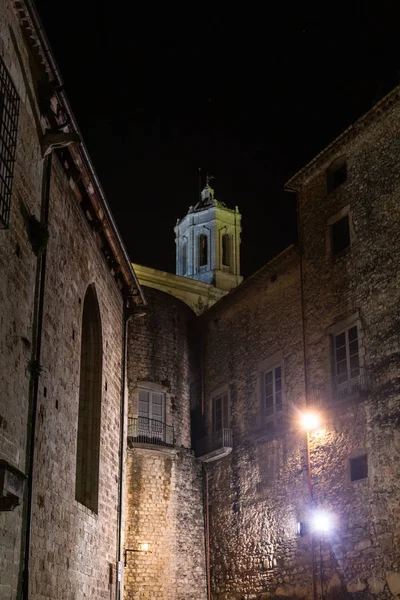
0,56,20,229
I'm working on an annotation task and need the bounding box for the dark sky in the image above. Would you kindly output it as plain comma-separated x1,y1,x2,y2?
34,1,400,277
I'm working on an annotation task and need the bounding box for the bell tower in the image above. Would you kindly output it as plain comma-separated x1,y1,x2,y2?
174,177,242,291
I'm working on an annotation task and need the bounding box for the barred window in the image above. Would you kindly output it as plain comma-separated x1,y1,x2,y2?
0,56,20,228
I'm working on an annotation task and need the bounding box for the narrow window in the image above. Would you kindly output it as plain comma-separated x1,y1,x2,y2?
181,240,187,275
75,285,102,512
212,394,229,432
327,157,347,193
199,234,208,267
0,56,20,228
263,366,283,434
350,454,368,481
222,233,231,268
333,325,360,399
331,215,350,255
138,388,166,441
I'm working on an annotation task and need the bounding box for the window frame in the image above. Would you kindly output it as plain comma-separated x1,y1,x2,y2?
0,56,20,229
209,385,230,434
199,233,208,268
325,312,366,403
256,352,285,436
348,450,369,483
326,156,347,194
326,205,354,259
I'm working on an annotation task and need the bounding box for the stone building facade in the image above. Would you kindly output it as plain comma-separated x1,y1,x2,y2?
195,87,400,600
124,287,207,600
2,1,400,599
0,2,144,599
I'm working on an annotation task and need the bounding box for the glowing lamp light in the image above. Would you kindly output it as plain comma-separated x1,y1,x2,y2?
311,510,331,533
139,542,150,552
301,412,320,431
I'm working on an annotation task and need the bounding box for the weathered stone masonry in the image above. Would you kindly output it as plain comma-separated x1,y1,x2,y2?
125,287,207,600
0,2,145,599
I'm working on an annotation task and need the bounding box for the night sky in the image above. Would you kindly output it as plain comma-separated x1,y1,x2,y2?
34,2,400,277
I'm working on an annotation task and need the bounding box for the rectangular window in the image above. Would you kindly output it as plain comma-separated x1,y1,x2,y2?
264,366,282,417
212,394,229,432
331,215,350,255
333,325,360,399
350,454,368,481
0,57,20,229
138,388,165,440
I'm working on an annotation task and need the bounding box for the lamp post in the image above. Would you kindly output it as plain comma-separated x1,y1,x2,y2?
300,412,320,600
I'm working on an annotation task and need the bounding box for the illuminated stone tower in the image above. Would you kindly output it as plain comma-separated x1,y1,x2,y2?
175,178,242,291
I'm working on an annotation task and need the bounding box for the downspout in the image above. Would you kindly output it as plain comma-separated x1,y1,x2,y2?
23,153,52,600
296,189,317,600
296,191,308,399
116,309,130,600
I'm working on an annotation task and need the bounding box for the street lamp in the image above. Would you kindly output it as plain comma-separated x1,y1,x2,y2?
300,411,321,600
300,411,320,500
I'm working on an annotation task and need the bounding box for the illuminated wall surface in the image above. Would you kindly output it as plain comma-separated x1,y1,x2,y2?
2,1,400,599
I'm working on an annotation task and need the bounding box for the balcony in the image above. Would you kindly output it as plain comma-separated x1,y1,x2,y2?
309,367,370,406
127,417,175,448
332,367,370,401
196,428,233,462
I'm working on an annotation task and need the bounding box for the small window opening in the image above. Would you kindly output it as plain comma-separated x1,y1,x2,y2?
222,233,231,268
331,215,350,255
181,240,187,275
327,158,347,193
199,234,208,267
350,454,368,481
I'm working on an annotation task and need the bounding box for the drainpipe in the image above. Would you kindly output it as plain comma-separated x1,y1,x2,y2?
116,309,130,600
22,153,52,600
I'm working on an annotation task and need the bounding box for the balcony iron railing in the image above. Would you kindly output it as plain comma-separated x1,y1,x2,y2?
196,428,233,462
309,367,370,405
127,417,175,447
332,367,370,401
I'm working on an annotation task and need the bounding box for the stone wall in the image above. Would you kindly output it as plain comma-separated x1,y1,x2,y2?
125,286,207,599
201,91,400,600
0,2,48,597
201,248,312,599
125,448,207,600
29,156,125,599
0,3,136,598
294,93,400,599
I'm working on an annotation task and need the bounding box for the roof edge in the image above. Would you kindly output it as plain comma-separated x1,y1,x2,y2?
285,84,400,192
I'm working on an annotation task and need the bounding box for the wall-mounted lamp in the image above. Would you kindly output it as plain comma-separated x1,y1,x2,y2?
124,543,151,566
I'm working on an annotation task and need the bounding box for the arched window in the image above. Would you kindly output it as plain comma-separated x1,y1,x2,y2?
181,239,187,275
199,234,208,267
222,233,231,268
75,285,103,512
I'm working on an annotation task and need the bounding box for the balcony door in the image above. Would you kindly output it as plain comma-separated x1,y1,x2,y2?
138,389,165,440
212,394,229,433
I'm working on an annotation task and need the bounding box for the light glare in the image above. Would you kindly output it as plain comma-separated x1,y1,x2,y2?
301,412,320,431
312,510,331,533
